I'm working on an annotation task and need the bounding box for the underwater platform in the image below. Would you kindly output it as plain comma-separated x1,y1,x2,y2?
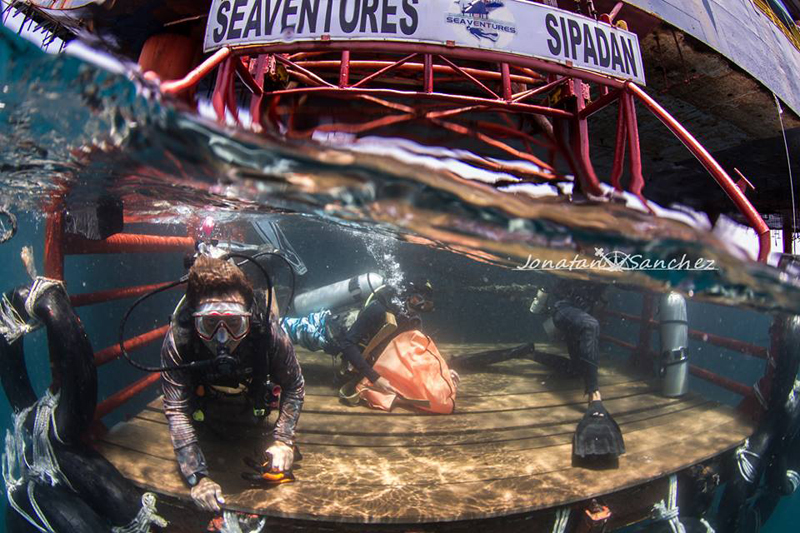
94,343,754,531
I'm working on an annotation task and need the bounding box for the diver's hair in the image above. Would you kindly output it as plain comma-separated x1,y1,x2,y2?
186,255,254,308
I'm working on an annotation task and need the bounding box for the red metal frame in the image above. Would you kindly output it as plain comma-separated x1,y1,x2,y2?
159,36,770,261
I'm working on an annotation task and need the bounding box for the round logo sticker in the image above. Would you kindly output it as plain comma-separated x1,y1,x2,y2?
446,1,517,48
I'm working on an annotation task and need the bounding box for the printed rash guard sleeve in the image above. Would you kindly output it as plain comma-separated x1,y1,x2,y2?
161,328,208,482
267,315,305,446
339,302,384,383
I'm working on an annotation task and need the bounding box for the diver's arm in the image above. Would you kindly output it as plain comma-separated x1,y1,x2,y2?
339,302,384,383
267,315,305,446
161,330,209,483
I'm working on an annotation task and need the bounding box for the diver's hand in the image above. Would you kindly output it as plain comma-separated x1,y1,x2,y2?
373,376,399,395
265,441,294,472
190,477,225,513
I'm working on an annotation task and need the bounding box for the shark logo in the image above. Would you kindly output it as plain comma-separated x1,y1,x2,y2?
448,0,516,45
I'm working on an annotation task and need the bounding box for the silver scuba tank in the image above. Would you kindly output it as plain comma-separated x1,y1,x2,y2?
659,292,689,397
292,273,384,316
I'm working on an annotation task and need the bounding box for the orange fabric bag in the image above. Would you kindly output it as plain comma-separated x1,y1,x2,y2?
356,330,456,414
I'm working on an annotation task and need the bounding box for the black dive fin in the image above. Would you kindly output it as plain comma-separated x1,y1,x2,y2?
573,400,625,458
450,343,536,370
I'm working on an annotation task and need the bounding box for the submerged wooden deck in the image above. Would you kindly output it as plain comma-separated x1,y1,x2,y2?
95,343,754,526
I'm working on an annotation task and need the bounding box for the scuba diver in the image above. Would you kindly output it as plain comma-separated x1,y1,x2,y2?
0,272,167,532
451,277,624,460
544,278,625,460
284,278,459,410
161,255,304,513
714,310,800,532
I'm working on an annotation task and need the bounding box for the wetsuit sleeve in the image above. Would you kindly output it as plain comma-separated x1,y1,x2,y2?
339,302,384,383
267,315,305,446
161,328,208,482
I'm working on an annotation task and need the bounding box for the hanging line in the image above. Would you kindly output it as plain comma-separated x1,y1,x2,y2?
775,94,796,250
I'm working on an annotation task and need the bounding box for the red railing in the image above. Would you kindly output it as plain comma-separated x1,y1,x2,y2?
155,17,771,261
601,293,768,408
44,214,186,421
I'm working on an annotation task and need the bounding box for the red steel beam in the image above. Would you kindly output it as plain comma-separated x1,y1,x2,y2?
511,76,568,104
95,325,170,367
161,47,231,95
234,57,264,95
600,334,637,351
44,207,65,281
601,333,752,396
231,41,625,89
578,88,621,120
64,233,195,255
351,53,418,89
610,99,627,190
689,365,752,397
274,54,336,88
622,91,646,202
604,309,768,359
339,50,350,87
634,293,655,367
500,62,512,101
70,282,179,308
626,82,771,262
94,373,161,420
424,54,434,93
296,59,541,86
437,55,499,100
262,86,575,119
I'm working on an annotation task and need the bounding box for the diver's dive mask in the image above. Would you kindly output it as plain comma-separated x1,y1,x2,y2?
193,302,251,354
407,293,434,313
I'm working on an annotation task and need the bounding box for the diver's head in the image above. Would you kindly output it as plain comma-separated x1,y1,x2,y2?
188,255,254,354
404,278,434,313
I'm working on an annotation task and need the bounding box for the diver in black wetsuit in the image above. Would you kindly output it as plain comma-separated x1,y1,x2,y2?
161,255,304,512
546,279,625,459
0,277,167,533
335,280,435,395
715,312,800,532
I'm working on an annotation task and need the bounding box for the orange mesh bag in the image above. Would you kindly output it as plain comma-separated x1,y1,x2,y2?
356,330,456,414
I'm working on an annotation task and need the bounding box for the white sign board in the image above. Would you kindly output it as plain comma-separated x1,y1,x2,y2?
204,0,645,85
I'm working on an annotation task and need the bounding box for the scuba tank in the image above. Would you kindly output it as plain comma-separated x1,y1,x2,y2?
659,292,689,397
292,273,383,316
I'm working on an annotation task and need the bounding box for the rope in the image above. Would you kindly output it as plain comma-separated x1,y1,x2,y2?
699,518,716,533
551,507,570,533
111,492,168,533
2,391,69,533
220,511,266,533
737,446,760,484
736,439,761,484
29,390,68,489
0,292,36,344
775,94,796,246
753,381,768,411
651,474,685,533
24,278,64,319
